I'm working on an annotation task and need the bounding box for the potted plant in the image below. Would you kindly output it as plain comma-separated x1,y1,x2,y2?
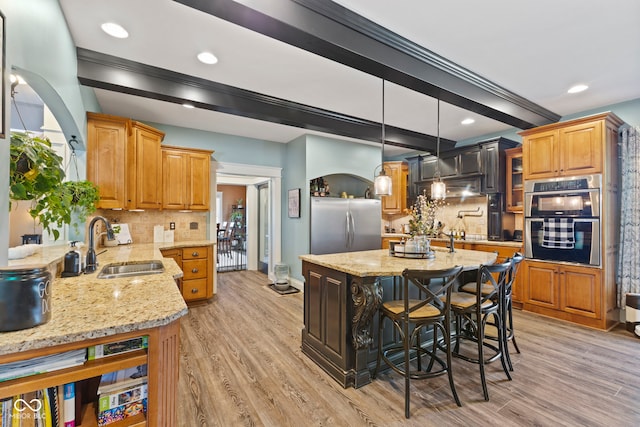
9,131,100,240
236,198,244,209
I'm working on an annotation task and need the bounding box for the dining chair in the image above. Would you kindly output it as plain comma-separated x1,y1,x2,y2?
372,265,463,418
447,260,512,401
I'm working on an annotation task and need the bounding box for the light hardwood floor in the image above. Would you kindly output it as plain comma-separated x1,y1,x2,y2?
177,271,640,426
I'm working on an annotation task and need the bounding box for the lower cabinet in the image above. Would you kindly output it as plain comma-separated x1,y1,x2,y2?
524,260,602,323
161,245,214,303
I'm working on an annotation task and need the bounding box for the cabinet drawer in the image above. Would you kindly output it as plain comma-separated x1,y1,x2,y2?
182,259,208,279
182,246,208,260
182,278,207,301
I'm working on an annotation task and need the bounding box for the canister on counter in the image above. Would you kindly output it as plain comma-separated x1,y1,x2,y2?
0,266,52,332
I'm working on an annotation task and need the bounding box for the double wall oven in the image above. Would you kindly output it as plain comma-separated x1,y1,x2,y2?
524,174,601,266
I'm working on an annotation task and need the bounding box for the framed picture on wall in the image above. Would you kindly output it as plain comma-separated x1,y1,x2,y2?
288,188,300,218
0,10,5,139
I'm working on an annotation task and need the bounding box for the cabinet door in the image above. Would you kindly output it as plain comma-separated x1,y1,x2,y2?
381,161,407,215
558,120,603,176
561,265,601,319
525,261,559,309
162,149,188,209
523,130,558,180
505,147,523,212
133,126,163,209
188,152,211,210
481,143,501,193
459,147,482,176
87,115,128,209
406,156,421,201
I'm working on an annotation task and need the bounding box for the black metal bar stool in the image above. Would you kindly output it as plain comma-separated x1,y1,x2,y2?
447,260,512,401
372,265,463,418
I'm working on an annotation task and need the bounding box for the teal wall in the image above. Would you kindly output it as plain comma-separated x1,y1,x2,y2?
282,136,308,281
151,122,286,167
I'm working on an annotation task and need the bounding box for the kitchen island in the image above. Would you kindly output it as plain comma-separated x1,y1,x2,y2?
299,247,497,388
0,242,206,426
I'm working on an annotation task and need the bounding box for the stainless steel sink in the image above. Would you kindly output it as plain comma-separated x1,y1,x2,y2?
97,260,165,279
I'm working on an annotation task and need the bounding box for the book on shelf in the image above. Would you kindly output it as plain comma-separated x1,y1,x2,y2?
96,398,147,427
87,337,148,361
0,350,85,382
0,383,74,427
97,365,148,395
98,382,147,413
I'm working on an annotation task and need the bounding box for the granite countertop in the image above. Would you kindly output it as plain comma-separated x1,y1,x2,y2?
300,247,497,277
381,234,523,248
0,241,214,355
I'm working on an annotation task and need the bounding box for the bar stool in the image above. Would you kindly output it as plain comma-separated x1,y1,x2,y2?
502,253,524,370
372,265,463,418
459,253,524,371
448,260,512,401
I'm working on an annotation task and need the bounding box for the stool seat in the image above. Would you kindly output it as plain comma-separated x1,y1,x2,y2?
381,299,441,319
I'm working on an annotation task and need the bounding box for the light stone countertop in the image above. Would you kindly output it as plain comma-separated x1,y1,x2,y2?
381,234,523,248
299,247,498,277
0,241,214,355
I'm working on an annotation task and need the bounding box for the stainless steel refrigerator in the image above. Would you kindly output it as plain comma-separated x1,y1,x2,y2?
310,197,381,255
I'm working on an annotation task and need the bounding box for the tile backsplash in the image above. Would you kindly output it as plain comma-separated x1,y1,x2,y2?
385,196,489,239
91,210,209,244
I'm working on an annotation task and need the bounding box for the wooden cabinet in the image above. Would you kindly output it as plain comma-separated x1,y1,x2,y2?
161,245,214,303
505,147,523,212
87,113,164,210
524,260,601,320
0,321,180,426
405,156,421,201
86,113,129,209
521,115,607,179
161,247,183,291
381,161,408,215
130,121,164,209
162,146,213,210
519,112,624,329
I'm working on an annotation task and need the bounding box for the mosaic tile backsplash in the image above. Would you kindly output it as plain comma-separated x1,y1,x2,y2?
91,210,209,245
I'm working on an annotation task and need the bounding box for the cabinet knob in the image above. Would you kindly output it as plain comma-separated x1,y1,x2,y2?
192,268,199,273
192,252,199,257
191,288,198,294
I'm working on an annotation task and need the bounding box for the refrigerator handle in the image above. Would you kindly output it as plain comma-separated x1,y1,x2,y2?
349,210,356,248
345,211,351,248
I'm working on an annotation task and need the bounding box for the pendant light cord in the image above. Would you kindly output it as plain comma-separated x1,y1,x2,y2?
381,79,385,166
435,98,441,180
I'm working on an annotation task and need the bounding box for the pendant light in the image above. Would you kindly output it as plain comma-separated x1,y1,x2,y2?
430,98,446,200
374,80,392,196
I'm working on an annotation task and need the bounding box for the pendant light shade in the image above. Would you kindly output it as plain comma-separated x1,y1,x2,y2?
431,98,446,200
374,80,392,196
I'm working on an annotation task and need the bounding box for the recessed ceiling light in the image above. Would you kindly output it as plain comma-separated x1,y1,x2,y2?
101,22,129,39
461,118,475,125
182,103,195,109
568,84,588,94
197,52,218,65
10,74,26,85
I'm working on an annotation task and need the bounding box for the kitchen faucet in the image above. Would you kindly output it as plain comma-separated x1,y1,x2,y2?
85,216,115,273
438,231,456,253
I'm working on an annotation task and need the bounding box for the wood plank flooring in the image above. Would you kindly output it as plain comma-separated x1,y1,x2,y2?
177,270,640,426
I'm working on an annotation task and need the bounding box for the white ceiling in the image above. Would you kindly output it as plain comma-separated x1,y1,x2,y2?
57,0,640,157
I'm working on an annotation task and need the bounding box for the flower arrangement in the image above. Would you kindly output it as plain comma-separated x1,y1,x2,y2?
405,194,444,238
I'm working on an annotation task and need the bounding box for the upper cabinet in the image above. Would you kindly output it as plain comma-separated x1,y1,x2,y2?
505,146,523,212
408,137,518,198
130,121,164,210
87,113,128,209
381,161,408,215
88,113,164,210
162,146,213,211
88,113,213,211
520,113,622,180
